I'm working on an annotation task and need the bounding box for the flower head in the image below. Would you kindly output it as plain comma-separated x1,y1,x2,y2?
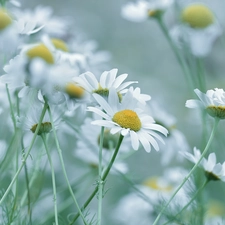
181,147,225,182
121,0,174,22
170,3,221,57
74,68,137,101
181,3,214,28
186,88,225,119
88,88,168,152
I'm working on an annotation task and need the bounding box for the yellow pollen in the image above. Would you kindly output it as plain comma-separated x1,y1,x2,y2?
0,8,12,31
65,83,84,99
112,109,141,132
51,38,68,52
26,44,54,64
143,177,173,191
206,105,225,119
181,4,214,28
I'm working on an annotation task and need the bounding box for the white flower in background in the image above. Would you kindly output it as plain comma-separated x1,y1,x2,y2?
170,3,222,57
186,88,225,119
121,0,174,22
204,200,225,225
112,167,188,225
0,8,20,56
74,117,130,174
74,68,137,101
29,59,78,105
181,147,225,182
147,101,190,165
12,5,69,36
19,101,62,136
88,88,168,153
63,82,91,111
0,54,28,92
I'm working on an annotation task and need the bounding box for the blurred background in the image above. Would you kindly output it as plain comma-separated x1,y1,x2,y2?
3,0,225,224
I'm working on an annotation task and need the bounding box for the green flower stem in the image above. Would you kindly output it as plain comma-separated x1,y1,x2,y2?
195,57,206,92
6,84,16,130
47,106,88,225
152,118,219,225
41,134,59,225
97,126,105,225
69,134,124,225
156,17,194,91
162,179,209,225
0,101,48,205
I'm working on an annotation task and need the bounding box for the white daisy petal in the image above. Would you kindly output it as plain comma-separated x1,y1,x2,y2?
130,130,140,150
87,107,110,120
92,93,114,116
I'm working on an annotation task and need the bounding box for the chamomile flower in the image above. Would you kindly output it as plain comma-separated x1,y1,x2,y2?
121,0,174,22
181,147,225,182
170,3,222,57
112,167,188,225
88,88,168,153
20,102,61,136
186,88,225,119
74,68,137,101
12,5,69,37
74,117,130,174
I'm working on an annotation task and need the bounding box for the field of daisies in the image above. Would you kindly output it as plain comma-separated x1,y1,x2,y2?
1,0,225,224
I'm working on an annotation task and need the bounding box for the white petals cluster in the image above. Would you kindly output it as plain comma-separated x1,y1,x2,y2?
122,0,174,22
186,88,225,119
88,88,168,153
181,147,225,182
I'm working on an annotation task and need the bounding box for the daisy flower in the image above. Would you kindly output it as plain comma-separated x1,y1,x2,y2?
186,88,225,119
88,88,168,153
19,101,62,136
181,147,225,182
170,3,222,57
121,0,174,22
11,5,70,37
112,167,188,225
74,117,130,174
74,68,137,100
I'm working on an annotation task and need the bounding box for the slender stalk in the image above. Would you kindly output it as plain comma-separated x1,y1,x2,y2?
162,179,209,225
97,126,105,225
69,134,124,225
156,17,194,91
47,106,88,225
152,118,219,225
0,101,48,205
6,84,16,130
41,134,59,225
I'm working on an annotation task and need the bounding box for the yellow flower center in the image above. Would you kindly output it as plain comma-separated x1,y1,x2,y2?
30,122,52,135
206,105,225,119
181,4,214,28
93,85,122,102
65,83,85,99
0,8,12,31
51,38,68,52
26,44,54,64
143,177,173,191
206,200,225,218
112,109,141,132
